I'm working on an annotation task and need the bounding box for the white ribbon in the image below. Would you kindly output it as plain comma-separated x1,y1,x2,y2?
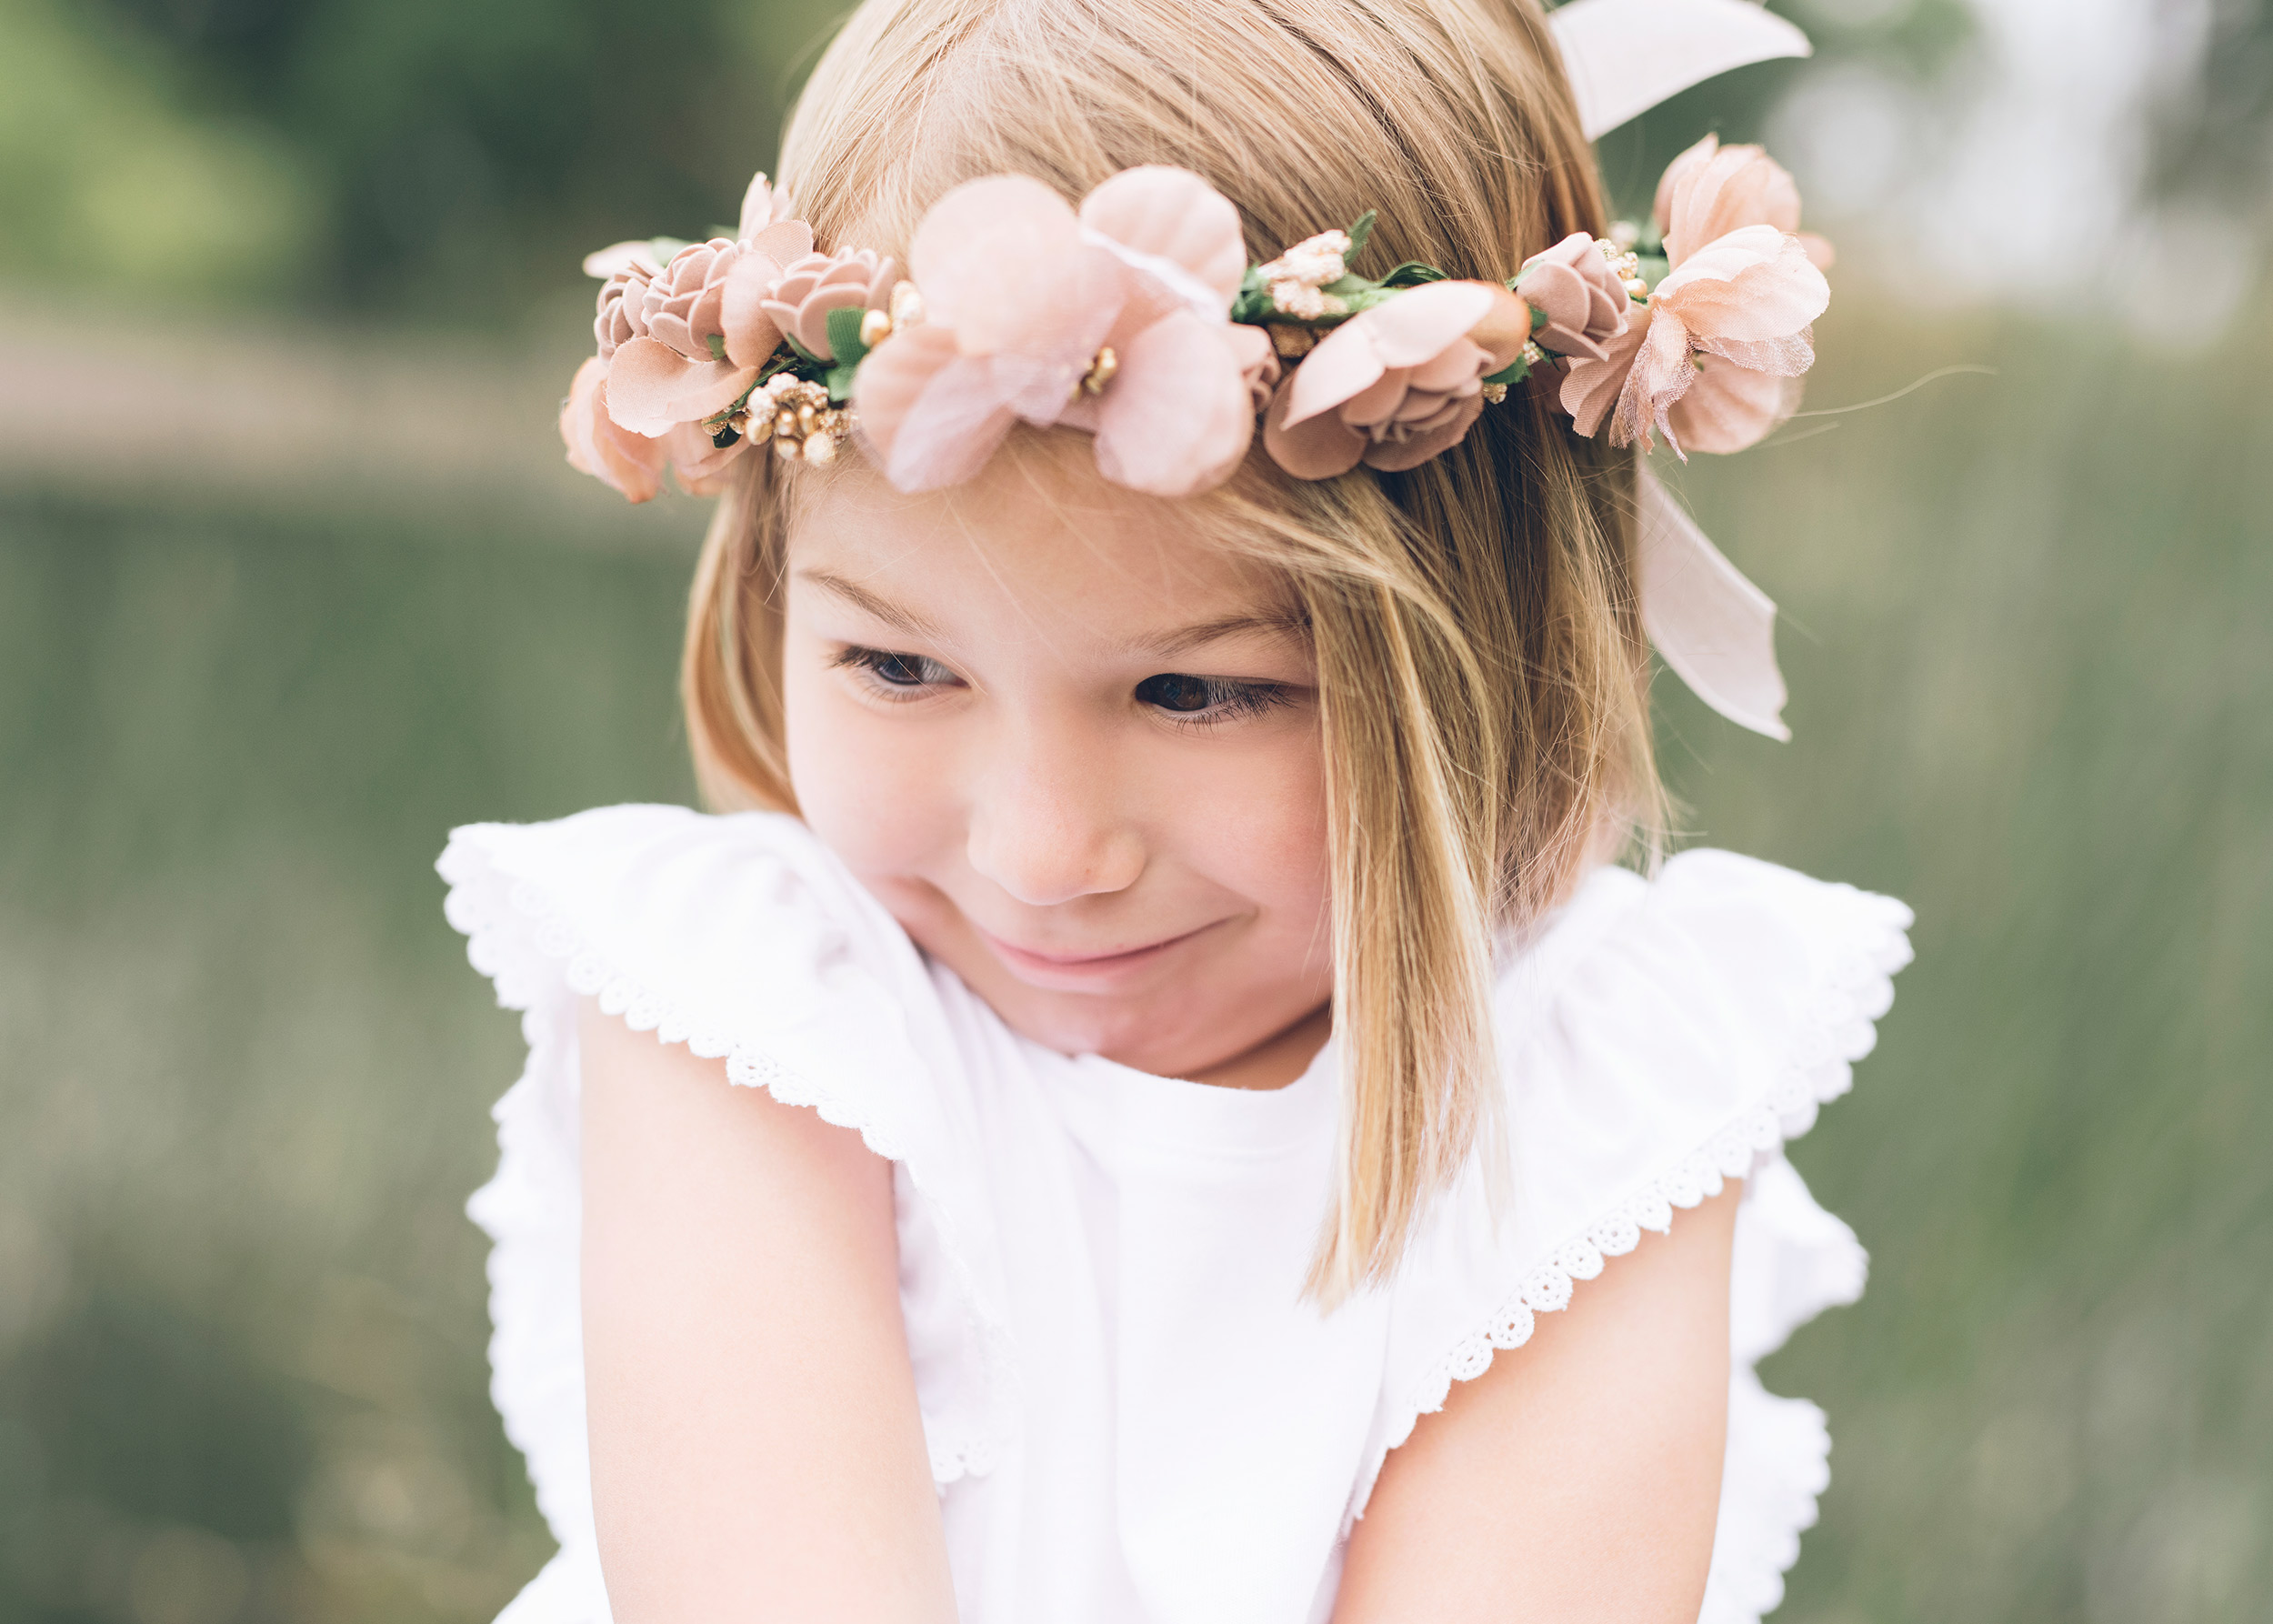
1549,0,1808,736
1547,0,1813,141
1636,472,1788,739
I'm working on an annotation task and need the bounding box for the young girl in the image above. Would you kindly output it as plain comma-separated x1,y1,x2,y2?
443,0,1912,1619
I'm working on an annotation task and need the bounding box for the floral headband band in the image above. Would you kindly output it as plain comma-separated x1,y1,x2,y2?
560,0,1819,738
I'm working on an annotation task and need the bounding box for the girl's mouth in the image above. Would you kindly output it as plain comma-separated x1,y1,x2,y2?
976,921,1219,989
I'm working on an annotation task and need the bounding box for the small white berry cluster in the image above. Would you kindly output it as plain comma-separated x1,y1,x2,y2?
1598,230,1648,301
1257,230,1352,321
726,375,850,466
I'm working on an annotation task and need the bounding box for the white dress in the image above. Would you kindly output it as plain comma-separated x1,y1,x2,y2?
439,805,1912,1624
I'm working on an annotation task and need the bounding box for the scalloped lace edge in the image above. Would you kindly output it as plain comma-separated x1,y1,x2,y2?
441,830,1016,1488
1344,883,1914,1596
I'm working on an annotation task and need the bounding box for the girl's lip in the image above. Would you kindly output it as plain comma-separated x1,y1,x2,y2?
978,922,1217,986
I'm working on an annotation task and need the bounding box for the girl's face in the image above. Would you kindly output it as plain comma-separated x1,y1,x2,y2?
781,444,1334,1086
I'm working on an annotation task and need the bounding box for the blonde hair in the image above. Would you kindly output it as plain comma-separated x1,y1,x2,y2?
684,0,1658,1302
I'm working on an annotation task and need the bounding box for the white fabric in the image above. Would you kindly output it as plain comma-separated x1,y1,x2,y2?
1547,0,1814,142
440,805,1912,1624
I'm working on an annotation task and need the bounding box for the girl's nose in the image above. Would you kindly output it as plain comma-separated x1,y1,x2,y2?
965,725,1147,907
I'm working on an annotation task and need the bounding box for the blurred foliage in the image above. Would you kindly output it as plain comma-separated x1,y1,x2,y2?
18,0,846,319
2147,0,2273,211
0,0,1980,320
0,0,319,301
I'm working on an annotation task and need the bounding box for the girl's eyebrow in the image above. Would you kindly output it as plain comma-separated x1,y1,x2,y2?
1134,611,1310,659
799,566,1303,659
797,568,947,641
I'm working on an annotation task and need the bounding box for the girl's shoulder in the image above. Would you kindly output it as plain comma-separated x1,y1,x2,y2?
439,803,1016,1492
1359,849,1912,1593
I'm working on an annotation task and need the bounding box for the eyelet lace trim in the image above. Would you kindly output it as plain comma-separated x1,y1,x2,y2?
1351,880,1913,1599
441,831,1016,1487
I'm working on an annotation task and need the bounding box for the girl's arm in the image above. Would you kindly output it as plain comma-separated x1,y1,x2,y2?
577,1000,960,1623
1333,1182,1742,1624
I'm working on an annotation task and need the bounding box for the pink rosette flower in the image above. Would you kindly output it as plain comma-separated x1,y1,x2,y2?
762,248,897,361
1260,279,1533,478
639,237,743,361
1563,136,1832,456
1513,232,1631,362
600,172,817,438
854,165,1263,497
593,259,656,360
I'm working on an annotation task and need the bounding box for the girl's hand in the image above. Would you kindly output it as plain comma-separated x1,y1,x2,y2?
577,999,960,1622
1332,1182,1742,1623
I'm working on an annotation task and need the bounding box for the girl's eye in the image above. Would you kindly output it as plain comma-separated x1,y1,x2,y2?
1133,672,1289,724
837,647,956,693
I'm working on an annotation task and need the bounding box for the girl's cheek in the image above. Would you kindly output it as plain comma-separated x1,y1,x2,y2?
786,678,961,882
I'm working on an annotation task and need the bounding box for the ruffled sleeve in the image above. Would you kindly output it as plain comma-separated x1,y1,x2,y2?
438,805,1018,1613
1352,849,1913,1622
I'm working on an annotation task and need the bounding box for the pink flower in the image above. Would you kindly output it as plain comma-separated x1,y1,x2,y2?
561,356,749,499
1562,135,1831,455
761,248,897,362
1260,280,1532,478
594,174,817,439
658,420,748,495
854,166,1261,497
560,356,666,502
1514,232,1632,361
593,259,656,360
1654,135,1835,271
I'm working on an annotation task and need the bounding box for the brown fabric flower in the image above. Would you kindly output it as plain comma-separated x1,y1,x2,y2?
760,249,897,362
1513,233,1631,362
641,238,744,362
1261,280,1527,478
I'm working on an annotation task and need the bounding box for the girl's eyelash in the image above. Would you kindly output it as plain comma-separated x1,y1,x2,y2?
1134,672,1296,727
836,651,1295,725
836,646,958,697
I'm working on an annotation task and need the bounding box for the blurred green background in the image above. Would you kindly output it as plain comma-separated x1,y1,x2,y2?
2,0,2268,1619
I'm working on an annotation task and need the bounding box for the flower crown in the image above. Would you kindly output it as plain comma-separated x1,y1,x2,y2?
565,131,1827,500
558,0,1828,740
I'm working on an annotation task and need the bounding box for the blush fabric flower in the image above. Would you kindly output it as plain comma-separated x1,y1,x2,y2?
1654,135,1834,272
599,172,817,439
1260,279,1532,478
562,357,751,500
761,248,897,362
1562,136,1831,455
854,165,1261,497
593,260,656,360
560,356,666,502
1513,232,1632,362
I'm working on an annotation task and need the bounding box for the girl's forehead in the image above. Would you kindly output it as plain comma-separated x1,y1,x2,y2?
788,442,1296,641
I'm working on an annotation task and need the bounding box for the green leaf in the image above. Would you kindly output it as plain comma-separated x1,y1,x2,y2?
825,363,860,404
1345,209,1378,259
1229,266,1276,326
706,333,728,362
783,334,825,366
1482,358,1531,387
825,306,871,370
1379,261,1447,287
